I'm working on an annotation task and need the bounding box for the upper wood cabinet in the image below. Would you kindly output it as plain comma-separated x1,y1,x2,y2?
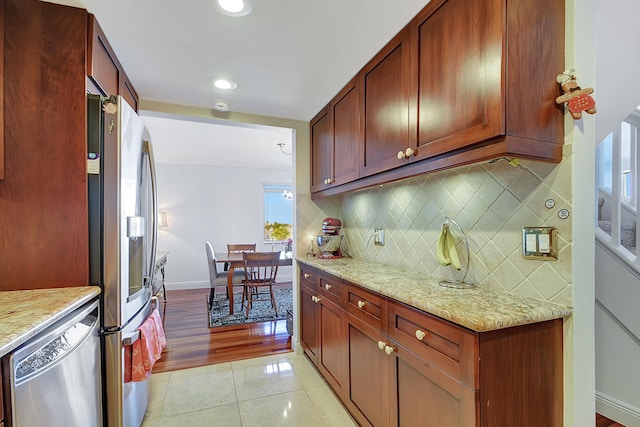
310,77,361,192
412,0,563,162
0,0,4,181
310,106,331,192
87,15,139,111
413,0,503,158
310,0,564,198
360,26,413,178
0,0,138,290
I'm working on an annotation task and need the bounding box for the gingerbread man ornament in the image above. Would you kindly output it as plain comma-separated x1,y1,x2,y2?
555,70,596,120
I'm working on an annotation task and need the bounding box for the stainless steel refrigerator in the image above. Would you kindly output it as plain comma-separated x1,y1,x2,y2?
88,94,158,427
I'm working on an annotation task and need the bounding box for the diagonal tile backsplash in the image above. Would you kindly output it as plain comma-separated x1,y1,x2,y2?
334,153,573,306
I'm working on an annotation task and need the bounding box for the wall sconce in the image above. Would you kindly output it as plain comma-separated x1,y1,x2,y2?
159,211,168,228
277,142,292,156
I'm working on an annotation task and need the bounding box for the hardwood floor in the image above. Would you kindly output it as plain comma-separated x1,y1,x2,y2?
596,413,626,427
152,284,292,373
152,287,627,426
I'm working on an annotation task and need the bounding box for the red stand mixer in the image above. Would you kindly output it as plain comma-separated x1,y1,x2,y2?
317,218,343,259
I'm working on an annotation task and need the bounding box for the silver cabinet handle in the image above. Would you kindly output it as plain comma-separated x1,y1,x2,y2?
324,283,332,290
357,300,366,309
304,273,310,278
377,340,386,350
384,345,395,355
415,329,426,341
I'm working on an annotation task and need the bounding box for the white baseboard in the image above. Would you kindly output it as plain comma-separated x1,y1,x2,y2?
596,391,640,426
166,281,209,291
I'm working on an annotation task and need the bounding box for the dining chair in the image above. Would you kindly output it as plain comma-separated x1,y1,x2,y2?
241,251,280,319
205,241,244,310
225,243,256,271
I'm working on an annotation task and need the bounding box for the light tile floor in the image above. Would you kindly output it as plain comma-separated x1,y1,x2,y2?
142,352,357,426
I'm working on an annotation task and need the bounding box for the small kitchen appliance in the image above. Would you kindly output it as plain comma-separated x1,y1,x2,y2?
317,218,343,259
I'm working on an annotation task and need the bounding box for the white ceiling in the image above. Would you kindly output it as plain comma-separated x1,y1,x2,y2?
141,112,294,169
45,0,430,167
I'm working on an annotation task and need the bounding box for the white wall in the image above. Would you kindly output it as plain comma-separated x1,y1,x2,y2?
595,243,640,424
592,0,640,424
155,162,293,290
595,0,640,143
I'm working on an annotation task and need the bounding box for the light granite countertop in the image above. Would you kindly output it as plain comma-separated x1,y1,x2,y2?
297,257,572,332
0,286,101,357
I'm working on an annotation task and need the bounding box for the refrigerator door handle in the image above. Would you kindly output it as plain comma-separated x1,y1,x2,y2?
122,330,140,346
142,140,158,289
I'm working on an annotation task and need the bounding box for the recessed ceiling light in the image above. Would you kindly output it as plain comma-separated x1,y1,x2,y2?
217,0,252,17
212,78,237,90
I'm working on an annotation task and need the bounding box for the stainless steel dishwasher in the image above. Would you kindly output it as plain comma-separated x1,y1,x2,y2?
5,299,102,426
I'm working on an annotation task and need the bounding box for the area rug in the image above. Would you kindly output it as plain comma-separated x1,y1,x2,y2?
209,288,292,328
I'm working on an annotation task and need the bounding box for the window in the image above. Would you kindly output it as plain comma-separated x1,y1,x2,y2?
597,119,638,209
264,184,292,243
597,132,612,193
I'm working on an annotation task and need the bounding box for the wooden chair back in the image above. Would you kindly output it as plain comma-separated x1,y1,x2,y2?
241,252,280,318
242,252,280,286
227,243,256,253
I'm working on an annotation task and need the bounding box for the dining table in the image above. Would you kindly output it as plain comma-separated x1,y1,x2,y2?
214,251,293,314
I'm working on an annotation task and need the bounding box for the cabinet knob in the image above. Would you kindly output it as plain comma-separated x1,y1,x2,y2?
311,295,320,303
324,283,332,290
384,345,396,355
415,330,426,341
357,300,366,309
304,273,310,278
398,148,419,160
377,340,387,350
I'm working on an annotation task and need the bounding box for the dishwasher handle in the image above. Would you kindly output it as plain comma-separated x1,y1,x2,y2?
11,300,99,385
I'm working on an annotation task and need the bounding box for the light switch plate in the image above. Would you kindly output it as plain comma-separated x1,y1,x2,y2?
522,227,557,260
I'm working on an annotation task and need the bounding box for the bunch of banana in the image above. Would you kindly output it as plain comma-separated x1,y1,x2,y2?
436,224,462,270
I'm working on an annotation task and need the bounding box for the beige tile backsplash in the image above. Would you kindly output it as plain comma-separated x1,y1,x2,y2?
297,153,573,307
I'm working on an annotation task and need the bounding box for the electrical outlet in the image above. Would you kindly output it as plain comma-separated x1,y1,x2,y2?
374,228,385,246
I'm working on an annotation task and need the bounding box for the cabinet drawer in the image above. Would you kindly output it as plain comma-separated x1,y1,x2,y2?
318,273,344,308
346,283,387,333
388,301,477,388
299,265,319,291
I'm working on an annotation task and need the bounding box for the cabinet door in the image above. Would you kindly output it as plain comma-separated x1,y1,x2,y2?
310,107,332,193
360,25,414,178
1,0,89,290
87,16,119,97
391,342,478,427
346,315,391,427
318,298,347,397
332,77,361,186
121,72,139,112
300,284,320,364
0,0,4,181
413,0,503,158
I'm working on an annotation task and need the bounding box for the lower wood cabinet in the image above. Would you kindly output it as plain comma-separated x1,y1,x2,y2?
299,264,563,427
391,343,477,427
300,268,348,398
345,314,390,427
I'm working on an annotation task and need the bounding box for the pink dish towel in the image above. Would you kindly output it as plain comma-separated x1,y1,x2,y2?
126,308,167,382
